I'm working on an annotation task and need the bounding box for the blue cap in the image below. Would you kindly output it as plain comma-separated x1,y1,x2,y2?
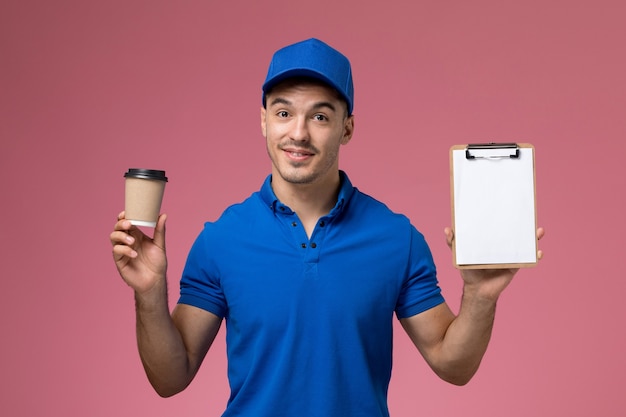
262,38,354,115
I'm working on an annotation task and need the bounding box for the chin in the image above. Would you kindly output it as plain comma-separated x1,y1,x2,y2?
282,173,317,185
277,168,319,185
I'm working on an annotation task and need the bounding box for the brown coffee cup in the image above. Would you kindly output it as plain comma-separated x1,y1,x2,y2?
124,169,168,227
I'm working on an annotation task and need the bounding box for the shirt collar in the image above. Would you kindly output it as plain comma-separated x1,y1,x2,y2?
260,170,355,216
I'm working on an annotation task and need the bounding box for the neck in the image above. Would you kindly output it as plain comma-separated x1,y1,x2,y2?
271,172,341,234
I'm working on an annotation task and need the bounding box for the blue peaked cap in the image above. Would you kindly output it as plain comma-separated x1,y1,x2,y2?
262,38,354,115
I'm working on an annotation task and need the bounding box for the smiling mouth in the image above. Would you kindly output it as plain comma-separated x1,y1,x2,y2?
287,150,312,157
283,148,314,159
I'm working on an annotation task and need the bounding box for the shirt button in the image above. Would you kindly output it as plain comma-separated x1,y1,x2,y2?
311,242,317,248
301,243,307,249
319,221,325,227
291,222,297,227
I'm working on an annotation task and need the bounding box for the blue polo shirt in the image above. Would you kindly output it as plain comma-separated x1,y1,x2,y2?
178,171,444,417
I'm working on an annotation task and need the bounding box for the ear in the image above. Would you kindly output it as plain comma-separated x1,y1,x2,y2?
260,106,268,138
340,115,354,145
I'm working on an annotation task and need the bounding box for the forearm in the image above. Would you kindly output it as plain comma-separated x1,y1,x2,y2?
420,227,537,385
435,286,497,385
134,281,192,397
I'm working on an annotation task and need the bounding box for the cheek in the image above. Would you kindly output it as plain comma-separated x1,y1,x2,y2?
268,125,296,147
262,120,280,140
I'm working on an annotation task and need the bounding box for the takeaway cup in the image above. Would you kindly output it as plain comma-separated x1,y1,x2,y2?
124,168,168,227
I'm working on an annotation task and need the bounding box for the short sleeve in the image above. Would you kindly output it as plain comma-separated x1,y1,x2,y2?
395,227,445,319
178,224,227,318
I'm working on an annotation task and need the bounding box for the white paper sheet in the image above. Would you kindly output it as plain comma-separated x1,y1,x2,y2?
452,146,537,266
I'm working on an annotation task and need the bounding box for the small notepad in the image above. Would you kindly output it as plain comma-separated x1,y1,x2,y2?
450,143,538,269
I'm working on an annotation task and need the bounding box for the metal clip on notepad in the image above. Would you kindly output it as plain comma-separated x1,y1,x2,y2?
465,143,520,160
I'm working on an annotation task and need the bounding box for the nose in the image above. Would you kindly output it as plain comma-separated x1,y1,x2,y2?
289,116,309,142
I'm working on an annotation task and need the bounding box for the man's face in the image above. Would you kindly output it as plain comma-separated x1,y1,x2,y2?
261,80,354,188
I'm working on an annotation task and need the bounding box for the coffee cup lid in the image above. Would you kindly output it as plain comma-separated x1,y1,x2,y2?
124,168,168,182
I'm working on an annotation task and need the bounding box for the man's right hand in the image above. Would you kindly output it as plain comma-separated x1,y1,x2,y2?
110,211,168,295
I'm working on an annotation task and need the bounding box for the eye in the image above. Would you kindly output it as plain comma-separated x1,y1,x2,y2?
313,114,328,121
277,111,289,118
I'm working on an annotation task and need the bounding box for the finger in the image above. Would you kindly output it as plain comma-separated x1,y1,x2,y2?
113,218,135,234
535,227,545,261
153,213,167,250
117,211,126,220
537,227,545,240
110,230,134,247
444,228,453,248
112,242,137,260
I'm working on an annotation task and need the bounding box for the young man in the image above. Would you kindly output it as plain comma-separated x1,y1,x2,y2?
110,38,543,416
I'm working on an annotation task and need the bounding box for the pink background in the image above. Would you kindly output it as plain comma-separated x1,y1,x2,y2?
2,0,625,415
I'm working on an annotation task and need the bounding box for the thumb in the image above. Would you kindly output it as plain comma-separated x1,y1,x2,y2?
153,213,167,250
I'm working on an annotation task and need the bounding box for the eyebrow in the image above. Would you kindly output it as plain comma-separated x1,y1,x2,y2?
268,97,338,113
312,101,338,113
268,97,292,107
